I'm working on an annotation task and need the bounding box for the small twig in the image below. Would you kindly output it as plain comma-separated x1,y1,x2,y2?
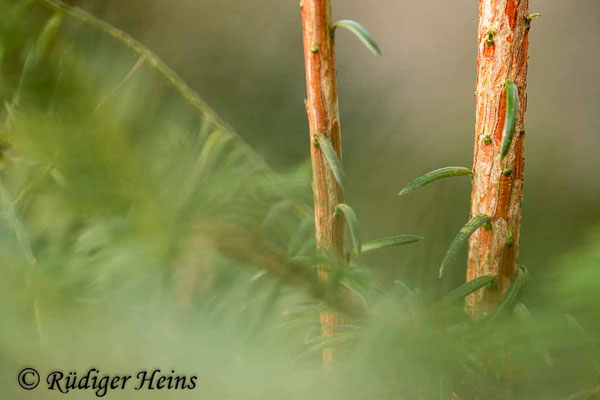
37,0,269,171
300,0,346,370
36,0,319,219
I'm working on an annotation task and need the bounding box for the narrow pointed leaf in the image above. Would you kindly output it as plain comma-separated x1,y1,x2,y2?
358,235,424,254
488,265,528,319
36,12,64,59
314,133,345,189
398,167,471,196
440,275,494,304
439,214,491,277
197,129,232,175
500,79,519,159
335,203,361,255
297,331,362,360
333,20,381,56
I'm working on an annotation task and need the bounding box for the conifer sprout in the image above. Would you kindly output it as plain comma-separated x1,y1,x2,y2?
398,166,472,196
0,2,598,400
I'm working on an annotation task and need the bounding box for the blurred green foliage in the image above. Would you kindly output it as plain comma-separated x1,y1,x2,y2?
0,1,599,399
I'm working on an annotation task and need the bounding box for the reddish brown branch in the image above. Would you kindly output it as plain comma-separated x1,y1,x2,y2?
466,0,531,316
300,0,345,368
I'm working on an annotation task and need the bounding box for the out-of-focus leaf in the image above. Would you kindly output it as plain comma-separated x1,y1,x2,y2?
0,180,35,266
294,238,317,258
514,303,554,366
398,167,471,196
565,314,600,374
342,281,369,308
333,20,381,56
488,265,528,319
490,332,506,380
262,200,295,231
297,331,363,361
287,217,314,256
36,12,63,59
197,129,232,175
394,280,422,316
40,0,269,172
439,214,491,278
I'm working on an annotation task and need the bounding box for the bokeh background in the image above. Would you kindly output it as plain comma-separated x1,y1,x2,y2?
1,1,600,399
86,0,600,293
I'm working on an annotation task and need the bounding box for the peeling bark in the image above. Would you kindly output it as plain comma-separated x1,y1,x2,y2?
300,0,345,367
466,0,530,316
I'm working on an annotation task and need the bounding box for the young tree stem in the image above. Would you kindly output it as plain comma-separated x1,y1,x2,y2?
300,0,345,368
467,0,530,316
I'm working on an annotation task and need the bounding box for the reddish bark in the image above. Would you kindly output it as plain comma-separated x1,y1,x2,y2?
300,0,345,367
466,0,531,316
